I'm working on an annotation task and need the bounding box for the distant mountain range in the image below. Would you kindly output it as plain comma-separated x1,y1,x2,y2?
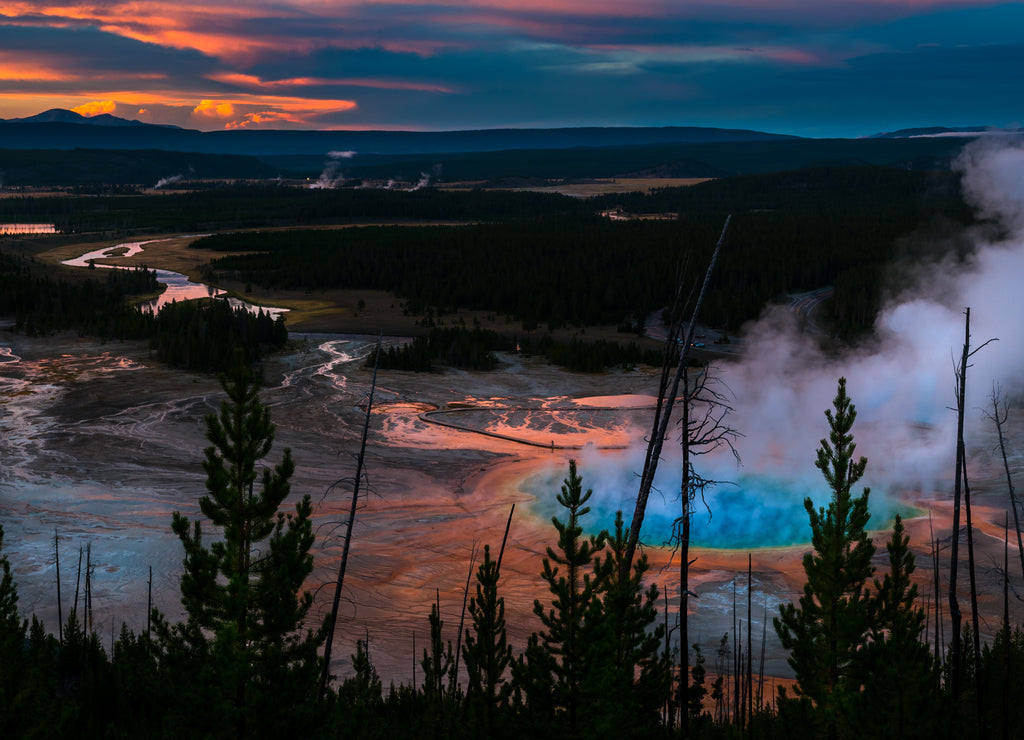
1,109,1020,187
1,108,177,128
0,108,804,156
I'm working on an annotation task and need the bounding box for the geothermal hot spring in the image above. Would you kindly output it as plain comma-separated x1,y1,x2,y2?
3,140,1024,685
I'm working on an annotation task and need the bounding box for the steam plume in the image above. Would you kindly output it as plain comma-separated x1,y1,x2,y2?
408,172,431,191
154,173,184,189
536,138,1024,548
310,151,356,190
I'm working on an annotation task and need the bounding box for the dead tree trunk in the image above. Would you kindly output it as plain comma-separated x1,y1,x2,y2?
673,295,739,737
73,546,82,621
664,591,674,731
54,529,63,645
85,542,92,635
495,504,515,573
948,308,970,701
947,308,998,704
1003,514,1009,740
758,602,766,711
318,334,382,701
679,364,692,737
624,215,730,576
930,514,943,667
964,459,985,737
452,542,478,694
990,387,1024,584
733,580,740,725
747,554,753,739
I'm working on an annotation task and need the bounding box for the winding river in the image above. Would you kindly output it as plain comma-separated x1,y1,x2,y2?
61,237,289,318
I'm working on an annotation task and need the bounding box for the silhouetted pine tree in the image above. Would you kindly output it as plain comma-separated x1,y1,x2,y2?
420,597,459,738
578,511,670,738
0,523,29,736
513,460,605,739
330,639,385,739
152,361,324,739
774,378,875,740
849,515,944,740
463,545,514,739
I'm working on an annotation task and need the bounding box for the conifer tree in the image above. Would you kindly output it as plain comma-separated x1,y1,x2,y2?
333,639,384,737
689,643,709,723
850,515,942,740
421,596,458,737
463,545,513,738
0,524,29,735
514,460,605,738
153,361,324,739
347,638,382,705
774,377,875,740
578,511,670,738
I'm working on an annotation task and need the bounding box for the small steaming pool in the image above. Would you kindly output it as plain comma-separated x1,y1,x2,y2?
523,466,916,550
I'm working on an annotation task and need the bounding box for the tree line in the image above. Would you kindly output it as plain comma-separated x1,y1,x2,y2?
149,298,287,373
194,167,973,337
0,248,287,373
367,326,664,373
0,250,158,339
0,185,585,234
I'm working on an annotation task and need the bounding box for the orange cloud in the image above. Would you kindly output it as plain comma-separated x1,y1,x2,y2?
0,2,314,63
0,85,360,129
186,95,358,128
72,99,118,116
0,60,77,81
193,99,235,118
209,72,455,94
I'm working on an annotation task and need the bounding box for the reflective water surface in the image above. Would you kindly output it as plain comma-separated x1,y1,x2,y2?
61,237,288,318
0,223,57,235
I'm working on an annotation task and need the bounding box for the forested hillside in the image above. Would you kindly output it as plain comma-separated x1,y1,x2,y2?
193,167,971,337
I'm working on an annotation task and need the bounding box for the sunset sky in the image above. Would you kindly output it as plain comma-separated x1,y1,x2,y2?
1,0,1021,136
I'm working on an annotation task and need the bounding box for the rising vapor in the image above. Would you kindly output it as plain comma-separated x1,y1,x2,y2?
533,138,1024,549
309,151,356,190
154,173,184,189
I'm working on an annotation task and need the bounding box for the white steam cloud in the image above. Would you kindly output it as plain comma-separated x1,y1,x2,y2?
534,138,1024,549
408,172,431,191
309,151,356,190
154,173,184,189
154,165,195,189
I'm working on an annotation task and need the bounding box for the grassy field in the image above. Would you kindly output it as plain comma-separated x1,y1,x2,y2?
439,176,711,197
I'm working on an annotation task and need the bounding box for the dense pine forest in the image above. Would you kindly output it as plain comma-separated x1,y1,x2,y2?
2,166,974,341
0,250,158,339
190,167,972,337
0,185,587,233
0,250,286,372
